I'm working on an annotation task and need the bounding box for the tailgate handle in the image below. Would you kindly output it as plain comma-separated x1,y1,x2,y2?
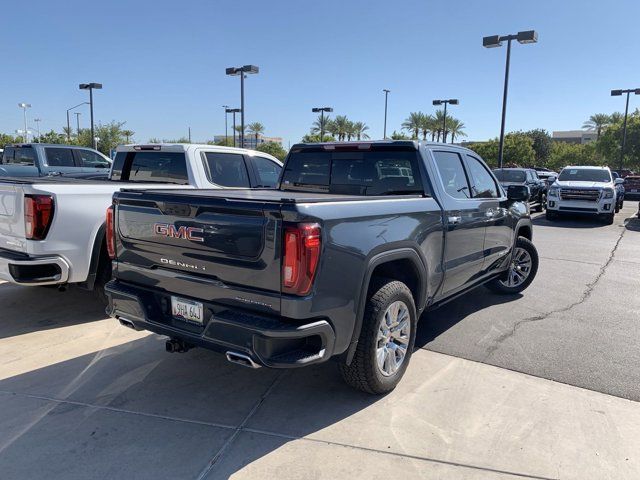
159,202,192,217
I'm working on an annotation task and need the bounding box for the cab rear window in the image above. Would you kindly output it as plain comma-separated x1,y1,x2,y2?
111,151,189,184
2,147,36,166
281,147,425,196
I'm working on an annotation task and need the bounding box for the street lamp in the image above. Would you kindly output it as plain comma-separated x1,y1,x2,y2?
222,105,230,145
611,88,640,171
225,65,259,148
33,118,42,140
66,102,88,141
312,107,333,141
74,112,82,137
432,99,459,143
225,108,241,147
483,30,538,168
382,89,390,139
79,83,103,149
18,103,31,142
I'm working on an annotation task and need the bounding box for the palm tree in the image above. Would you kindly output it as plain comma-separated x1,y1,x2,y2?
332,115,351,141
609,112,623,124
311,114,331,137
402,112,424,139
582,114,610,139
247,122,265,147
419,114,435,140
352,121,370,140
434,110,446,142
447,118,467,143
122,129,135,143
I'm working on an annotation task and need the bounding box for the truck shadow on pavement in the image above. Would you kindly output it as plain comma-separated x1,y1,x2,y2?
624,215,640,231
531,214,608,229
0,283,106,339
0,332,387,479
415,287,522,349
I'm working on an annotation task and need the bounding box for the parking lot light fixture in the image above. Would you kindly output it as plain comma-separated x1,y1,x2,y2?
225,108,241,147
222,105,230,145
382,90,390,139
226,65,259,148
312,107,333,141
611,88,640,171
33,118,42,140
79,83,102,149
66,102,89,141
18,103,31,142
483,30,538,168
432,99,459,143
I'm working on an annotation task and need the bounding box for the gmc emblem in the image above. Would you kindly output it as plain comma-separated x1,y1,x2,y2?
153,223,204,242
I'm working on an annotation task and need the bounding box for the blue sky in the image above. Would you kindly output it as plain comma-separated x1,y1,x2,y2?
0,0,638,147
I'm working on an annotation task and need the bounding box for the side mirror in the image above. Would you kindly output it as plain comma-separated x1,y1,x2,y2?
547,175,557,184
507,185,530,202
614,178,624,185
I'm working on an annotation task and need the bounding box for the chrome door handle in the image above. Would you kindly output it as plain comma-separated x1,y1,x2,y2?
448,216,461,225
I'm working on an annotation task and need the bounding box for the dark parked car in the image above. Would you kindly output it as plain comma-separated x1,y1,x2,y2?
623,175,640,201
493,168,546,211
0,143,111,179
106,141,538,394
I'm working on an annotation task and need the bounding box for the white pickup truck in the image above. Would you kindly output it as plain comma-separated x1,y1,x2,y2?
545,166,624,224
0,144,282,302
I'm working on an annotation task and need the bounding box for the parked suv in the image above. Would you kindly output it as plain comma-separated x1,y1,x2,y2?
493,168,546,211
106,141,538,393
546,166,622,224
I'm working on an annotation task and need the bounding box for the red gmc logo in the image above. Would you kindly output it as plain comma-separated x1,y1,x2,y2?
153,223,204,242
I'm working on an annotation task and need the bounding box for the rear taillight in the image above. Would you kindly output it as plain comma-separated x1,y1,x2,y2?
24,195,54,240
106,206,115,259
282,223,321,296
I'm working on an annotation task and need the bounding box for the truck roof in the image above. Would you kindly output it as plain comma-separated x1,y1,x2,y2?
289,140,477,154
115,143,276,157
562,166,610,170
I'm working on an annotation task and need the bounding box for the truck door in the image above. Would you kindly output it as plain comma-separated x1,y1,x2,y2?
431,150,487,296
43,147,80,176
462,154,511,273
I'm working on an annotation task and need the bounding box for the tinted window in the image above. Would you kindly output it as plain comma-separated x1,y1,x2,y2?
281,148,423,195
45,148,76,167
3,147,36,166
493,169,526,183
113,151,188,184
433,151,470,199
558,168,611,182
252,156,281,187
465,155,499,198
77,149,110,168
203,152,250,187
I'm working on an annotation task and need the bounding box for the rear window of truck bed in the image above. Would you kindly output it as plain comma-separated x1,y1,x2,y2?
111,151,189,184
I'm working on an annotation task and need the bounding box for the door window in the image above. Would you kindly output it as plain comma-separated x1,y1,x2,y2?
77,149,110,168
203,152,250,187
45,148,76,167
432,151,471,199
464,155,499,198
251,156,281,187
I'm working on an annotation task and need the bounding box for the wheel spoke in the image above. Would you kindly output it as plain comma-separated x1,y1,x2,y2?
375,300,412,377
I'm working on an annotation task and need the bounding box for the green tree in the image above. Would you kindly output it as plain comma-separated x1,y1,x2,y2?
523,129,552,166
331,115,351,141
122,129,135,143
548,142,598,171
352,121,369,140
301,133,336,143
434,110,447,141
34,130,68,144
596,110,640,171
582,113,611,139
448,118,467,144
256,142,287,161
310,114,332,137
390,131,410,140
77,121,130,154
211,137,235,147
247,122,265,147
402,112,424,139
0,133,18,146
419,114,435,140
467,132,535,168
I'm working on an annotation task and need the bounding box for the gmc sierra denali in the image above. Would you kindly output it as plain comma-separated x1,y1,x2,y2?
106,141,538,393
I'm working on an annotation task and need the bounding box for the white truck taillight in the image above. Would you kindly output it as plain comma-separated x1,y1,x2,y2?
282,223,321,296
24,195,54,240
106,206,116,259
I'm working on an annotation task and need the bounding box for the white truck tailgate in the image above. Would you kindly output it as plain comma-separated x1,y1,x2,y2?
0,184,26,252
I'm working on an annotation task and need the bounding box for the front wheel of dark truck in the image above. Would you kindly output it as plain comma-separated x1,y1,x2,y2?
486,237,539,295
339,279,417,394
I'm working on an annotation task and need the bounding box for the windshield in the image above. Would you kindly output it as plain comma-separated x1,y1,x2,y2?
281,147,425,196
558,168,611,183
493,169,526,183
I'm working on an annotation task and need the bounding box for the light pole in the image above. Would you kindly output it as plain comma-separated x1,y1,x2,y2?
483,30,538,168
312,107,333,141
33,118,42,140
79,83,103,149
432,99,459,143
383,89,390,139
74,112,81,137
226,108,241,147
18,103,31,142
66,102,88,141
611,88,640,172
222,105,229,145
225,65,259,148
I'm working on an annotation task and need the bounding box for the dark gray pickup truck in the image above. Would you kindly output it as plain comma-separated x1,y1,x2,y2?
106,141,538,393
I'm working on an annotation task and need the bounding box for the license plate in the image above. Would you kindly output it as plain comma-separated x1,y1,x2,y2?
171,296,204,324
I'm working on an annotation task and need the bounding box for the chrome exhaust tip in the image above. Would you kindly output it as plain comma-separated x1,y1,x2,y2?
225,351,261,369
118,318,136,330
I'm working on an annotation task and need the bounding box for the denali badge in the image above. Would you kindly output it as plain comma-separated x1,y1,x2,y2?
154,223,204,242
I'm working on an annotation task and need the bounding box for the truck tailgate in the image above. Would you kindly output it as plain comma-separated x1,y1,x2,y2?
114,190,283,311
0,184,26,252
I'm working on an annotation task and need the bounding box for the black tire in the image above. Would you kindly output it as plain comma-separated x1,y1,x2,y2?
486,237,539,295
534,194,546,212
546,210,557,221
339,279,417,394
93,256,112,306
604,213,615,225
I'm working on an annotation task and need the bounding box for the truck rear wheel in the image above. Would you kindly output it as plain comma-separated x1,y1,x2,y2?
339,279,417,394
486,237,538,295
93,254,112,306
